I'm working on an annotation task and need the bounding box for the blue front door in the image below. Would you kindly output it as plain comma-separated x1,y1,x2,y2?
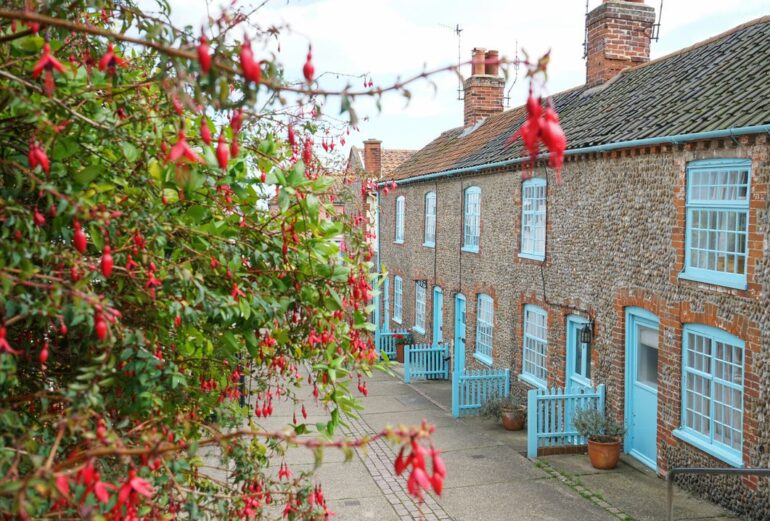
625,307,660,470
453,294,466,375
433,287,443,343
566,315,592,393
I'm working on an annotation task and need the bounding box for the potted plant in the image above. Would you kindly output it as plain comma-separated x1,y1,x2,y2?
394,332,412,363
573,408,625,470
480,394,527,431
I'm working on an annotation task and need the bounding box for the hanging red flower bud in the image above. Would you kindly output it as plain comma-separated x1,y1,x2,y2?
95,316,107,341
168,131,204,164
230,137,239,158
303,47,314,83
539,104,567,183
239,39,261,84
0,327,20,355
230,109,243,135
34,209,46,226
302,138,313,165
98,43,127,76
172,96,184,115
28,141,50,173
40,342,49,365
101,246,113,278
287,125,296,147
197,34,212,74
32,43,66,96
200,117,212,145
73,220,87,254
174,315,182,328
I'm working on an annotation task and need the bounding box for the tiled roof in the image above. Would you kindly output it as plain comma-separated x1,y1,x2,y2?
393,16,770,180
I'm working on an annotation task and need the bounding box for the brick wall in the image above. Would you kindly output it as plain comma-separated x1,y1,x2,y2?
377,135,770,518
586,0,656,86
463,75,505,127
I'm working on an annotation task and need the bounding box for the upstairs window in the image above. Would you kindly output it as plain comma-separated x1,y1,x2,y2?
520,178,547,260
414,281,426,333
474,294,494,365
521,305,548,388
682,159,750,289
395,196,405,243
675,324,744,466
424,191,436,247
393,276,403,323
463,187,480,252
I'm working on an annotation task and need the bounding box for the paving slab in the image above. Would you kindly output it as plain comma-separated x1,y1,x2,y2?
440,445,547,488
326,496,400,521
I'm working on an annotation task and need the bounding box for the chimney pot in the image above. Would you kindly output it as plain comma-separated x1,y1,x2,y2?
484,50,500,76
471,47,486,76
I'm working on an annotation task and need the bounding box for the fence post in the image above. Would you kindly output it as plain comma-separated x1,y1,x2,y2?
503,369,510,398
451,370,459,417
527,389,537,458
597,384,606,414
404,344,411,384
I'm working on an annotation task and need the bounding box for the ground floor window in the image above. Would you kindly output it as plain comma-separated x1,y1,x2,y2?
521,305,548,387
414,281,426,333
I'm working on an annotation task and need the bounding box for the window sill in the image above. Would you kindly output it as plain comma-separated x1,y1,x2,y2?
461,246,479,254
518,252,545,262
518,373,547,390
673,428,743,468
678,270,747,291
412,326,425,335
394,240,404,245
473,352,493,366
423,242,435,248
392,317,402,325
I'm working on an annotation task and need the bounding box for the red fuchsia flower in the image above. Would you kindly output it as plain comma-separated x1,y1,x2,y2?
32,43,66,96
278,462,292,480
167,131,204,164
302,138,313,165
0,326,20,355
94,311,108,341
539,103,566,183
230,109,243,135
125,254,138,273
303,46,314,83
28,141,50,173
239,38,261,84
33,209,46,226
101,245,114,278
231,282,246,301
73,220,87,254
172,95,184,115
200,117,212,145
98,43,127,76
287,125,296,148
197,34,212,74
230,136,239,158
216,134,229,170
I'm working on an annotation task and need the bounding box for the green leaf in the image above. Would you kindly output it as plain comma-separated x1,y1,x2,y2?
74,165,102,186
121,142,140,162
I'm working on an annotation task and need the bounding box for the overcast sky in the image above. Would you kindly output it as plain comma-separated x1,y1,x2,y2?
161,0,770,154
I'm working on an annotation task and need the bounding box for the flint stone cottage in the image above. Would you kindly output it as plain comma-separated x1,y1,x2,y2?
374,1,770,517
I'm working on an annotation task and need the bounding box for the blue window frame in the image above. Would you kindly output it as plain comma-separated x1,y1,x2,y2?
674,324,744,467
681,159,750,289
521,305,548,388
474,294,494,365
462,187,480,252
393,276,403,324
520,178,547,260
414,281,426,333
395,196,405,243
424,191,436,247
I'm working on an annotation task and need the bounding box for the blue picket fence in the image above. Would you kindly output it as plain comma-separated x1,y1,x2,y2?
527,384,606,458
451,368,510,417
403,343,450,383
377,329,408,360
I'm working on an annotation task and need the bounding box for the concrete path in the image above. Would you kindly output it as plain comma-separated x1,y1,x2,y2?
274,368,739,521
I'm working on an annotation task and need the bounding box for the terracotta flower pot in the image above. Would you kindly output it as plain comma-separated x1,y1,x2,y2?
587,437,621,469
396,344,405,363
501,407,525,431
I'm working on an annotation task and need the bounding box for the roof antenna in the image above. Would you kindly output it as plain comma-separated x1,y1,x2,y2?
582,0,590,59
504,40,519,108
439,23,464,100
652,0,664,41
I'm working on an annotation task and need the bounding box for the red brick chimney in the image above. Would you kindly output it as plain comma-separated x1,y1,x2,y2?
363,139,382,178
586,0,656,87
463,48,505,127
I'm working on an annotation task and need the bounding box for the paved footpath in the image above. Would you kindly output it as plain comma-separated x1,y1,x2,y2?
274,369,738,521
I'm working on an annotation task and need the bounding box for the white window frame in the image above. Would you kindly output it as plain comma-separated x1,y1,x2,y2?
674,324,744,467
413,281,426,334
474,294,494,365
680,159,750,290
395,196,405,244
462,187,480,252
520,178,547,260
423,191,436,247
393,276,403,324
521,304,548,389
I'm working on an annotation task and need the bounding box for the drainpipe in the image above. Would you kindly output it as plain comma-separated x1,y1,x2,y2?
378,124,770,188
374,190,381,349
